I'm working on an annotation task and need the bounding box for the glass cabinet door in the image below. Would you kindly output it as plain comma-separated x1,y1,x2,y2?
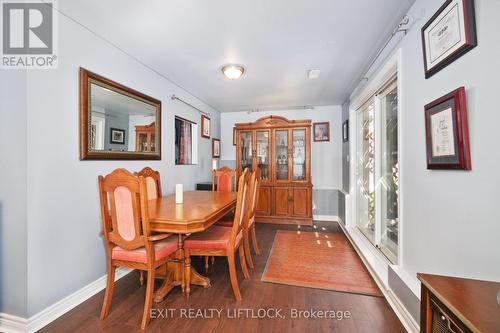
275,130,289,181
292,129,306,181
256,131,270,181
151,134,156,152
139,133,148,152
240,131,253,173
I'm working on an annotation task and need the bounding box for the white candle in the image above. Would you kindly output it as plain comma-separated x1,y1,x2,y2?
175,184,183,204
212,159,218,170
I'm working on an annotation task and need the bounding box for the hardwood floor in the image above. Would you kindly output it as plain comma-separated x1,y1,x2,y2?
38,222,405,333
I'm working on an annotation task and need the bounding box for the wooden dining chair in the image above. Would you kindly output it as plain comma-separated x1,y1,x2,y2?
204,166,236,270
243,168,261,268
216,168,261,269
98,168,178,329
184,169,251,301
135,166,162,200
212,166,236,192
134,167,170,285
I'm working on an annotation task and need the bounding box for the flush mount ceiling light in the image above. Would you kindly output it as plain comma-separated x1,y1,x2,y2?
307,69,321,79
222,64,245,80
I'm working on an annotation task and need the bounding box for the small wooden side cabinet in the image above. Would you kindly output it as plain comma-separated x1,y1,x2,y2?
235,115,312,225
135,122,156,152
418,273,500,333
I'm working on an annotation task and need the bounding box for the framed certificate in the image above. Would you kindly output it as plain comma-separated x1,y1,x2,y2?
424,87,471,170
421,0,477,78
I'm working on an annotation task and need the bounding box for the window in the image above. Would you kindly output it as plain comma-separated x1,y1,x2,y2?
175,117,198,165
354,76,399,263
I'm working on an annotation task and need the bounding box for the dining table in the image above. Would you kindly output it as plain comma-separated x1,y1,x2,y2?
147,190,237,302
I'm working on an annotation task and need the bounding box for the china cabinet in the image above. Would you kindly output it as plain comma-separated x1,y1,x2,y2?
135,122,156,152
235,116,312,225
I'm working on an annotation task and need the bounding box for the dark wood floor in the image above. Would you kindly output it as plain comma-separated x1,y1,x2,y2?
38,222,405,333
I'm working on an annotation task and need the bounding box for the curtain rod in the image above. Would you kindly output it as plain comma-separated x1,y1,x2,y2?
171,94,211,116
358,15,409,84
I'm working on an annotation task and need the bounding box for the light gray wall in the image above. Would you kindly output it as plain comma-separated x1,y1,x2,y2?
349,0,500,299
313,190,339,216
0,70,28,317
388,267,420,323
23,10,220,316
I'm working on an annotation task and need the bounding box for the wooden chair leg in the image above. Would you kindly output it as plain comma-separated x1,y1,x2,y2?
184,249,191,296
100,263,116,320
243,232,254,269
227,253,242,301
204,256,209,273
239,246,250,279
139,270,145,285
211,256,215,265
140,267,155,330
251,224,260,255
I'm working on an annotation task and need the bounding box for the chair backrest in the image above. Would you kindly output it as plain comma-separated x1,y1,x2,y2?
98,168,151,253
229,168,250,247
212,166,236,192
135,167,162,200
248,168,261,221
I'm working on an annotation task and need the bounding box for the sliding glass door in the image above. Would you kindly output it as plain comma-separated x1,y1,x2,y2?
355,77,399,263
379,81,399,262
356,99,376,243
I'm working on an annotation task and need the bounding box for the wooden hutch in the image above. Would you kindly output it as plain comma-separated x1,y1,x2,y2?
235,116,312,225
135,122,156,152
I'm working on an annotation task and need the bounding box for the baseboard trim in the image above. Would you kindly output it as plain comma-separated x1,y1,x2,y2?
313,215,340,222
337,221,419,333
0,313,28,333
0,267,133,333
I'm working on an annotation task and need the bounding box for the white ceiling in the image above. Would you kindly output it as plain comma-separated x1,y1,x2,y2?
62,0,415,112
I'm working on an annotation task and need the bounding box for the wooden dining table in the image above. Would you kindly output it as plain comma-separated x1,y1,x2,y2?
147,190,237,302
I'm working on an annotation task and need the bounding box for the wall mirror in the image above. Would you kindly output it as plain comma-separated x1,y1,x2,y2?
79,67,161,160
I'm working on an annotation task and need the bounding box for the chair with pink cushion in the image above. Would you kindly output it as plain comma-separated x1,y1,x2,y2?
184,169,251,301
212,166,236,192
203,167,236,270
135,166,162,200
134,167,172,285
98,168,178,329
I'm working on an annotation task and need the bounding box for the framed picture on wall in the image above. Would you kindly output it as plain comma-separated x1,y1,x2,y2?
201,114,211,138
421,0,477,78
424,87,471,170
233,127,237,145
313,122,330,142
212,138,220,158
110,128,125,144
342,120,349,142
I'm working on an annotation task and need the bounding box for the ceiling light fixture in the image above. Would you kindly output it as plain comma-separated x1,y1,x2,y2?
222,64,245,80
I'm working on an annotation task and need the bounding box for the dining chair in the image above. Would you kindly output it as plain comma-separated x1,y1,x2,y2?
135,166,162,200
134,167,170,285
204,166,236,271
184,168,251,301
98,168,178,329
212,166,236,192
216,168,261,269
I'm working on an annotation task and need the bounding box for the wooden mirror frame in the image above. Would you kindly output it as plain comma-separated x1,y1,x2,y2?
79,67,162,160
